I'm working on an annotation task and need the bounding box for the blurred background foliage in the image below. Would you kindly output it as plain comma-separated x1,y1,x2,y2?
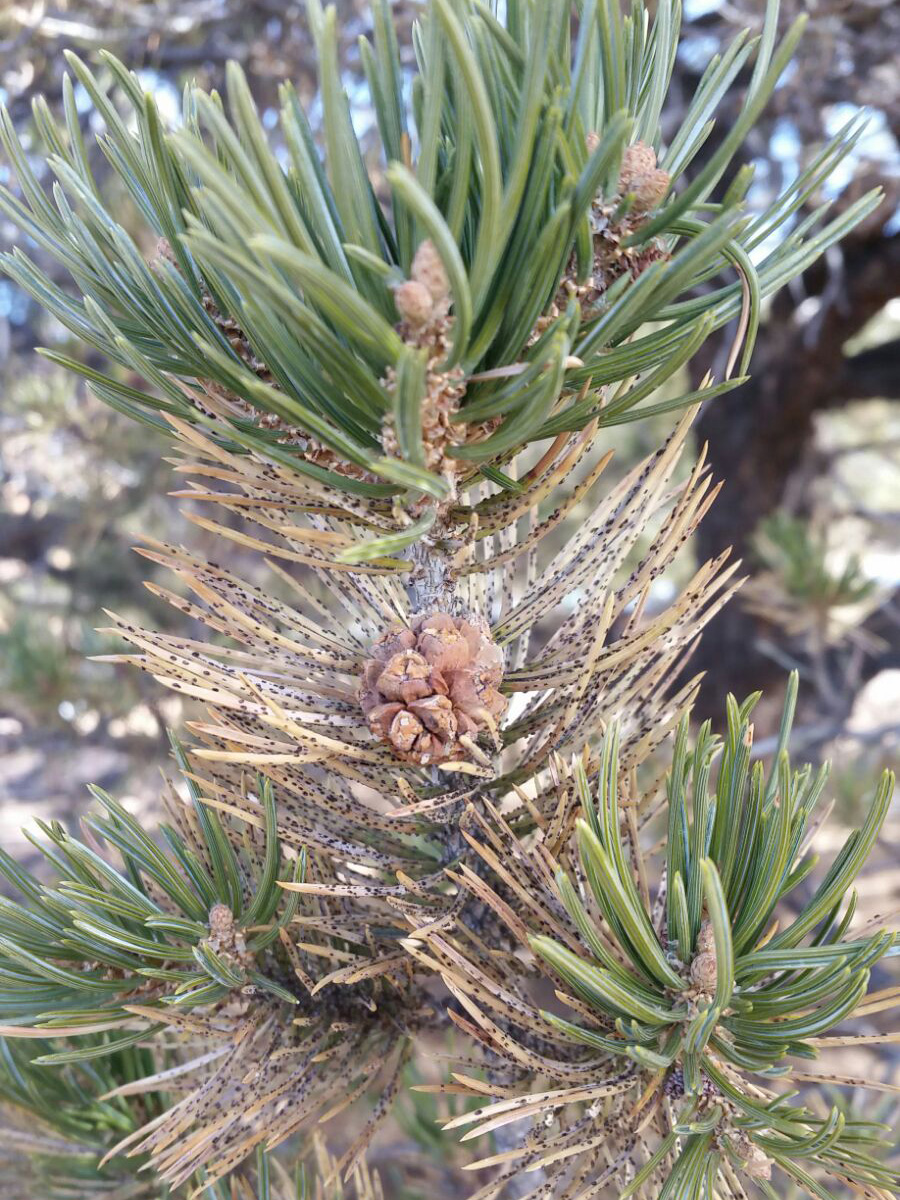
0,1,898,1191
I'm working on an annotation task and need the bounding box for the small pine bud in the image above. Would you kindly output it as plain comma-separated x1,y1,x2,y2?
394,279,435,327
619,141,670,212
153,236,176,267
690,921,717,990
734,1136,773,1180
411,239,450,305
636,168,670,210
691,951,717,990
620,142,659,185
586,131,602,154
695,921,715,954
208,903,235,936
745,1146,774,1180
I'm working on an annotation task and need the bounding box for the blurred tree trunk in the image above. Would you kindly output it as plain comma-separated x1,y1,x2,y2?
688,212,900,709
666,0,900,716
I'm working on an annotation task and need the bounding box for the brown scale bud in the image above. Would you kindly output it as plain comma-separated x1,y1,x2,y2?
153,236,177,267
690,921,718,991
734,1136,773,1180
745,1146,774,1180
360,613,507,766
394,279,435,327
208,903,235,937
696,921,716,954
618,141,670,212
411,238,450,306
691,951,717,991
620,142,658,184
206,903,252,968
586,131,602,154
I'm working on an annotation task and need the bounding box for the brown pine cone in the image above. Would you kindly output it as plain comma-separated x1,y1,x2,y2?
360,613,507,766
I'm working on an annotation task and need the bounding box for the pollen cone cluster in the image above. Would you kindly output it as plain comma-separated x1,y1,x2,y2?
360,613,507,766
584,140,672,299
537,140,672,333
382,241,483,490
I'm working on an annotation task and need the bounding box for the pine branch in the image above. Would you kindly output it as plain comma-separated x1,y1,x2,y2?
0,3,894,1196
0,757,433,1193
411,677,898,1198
0,0,880,507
